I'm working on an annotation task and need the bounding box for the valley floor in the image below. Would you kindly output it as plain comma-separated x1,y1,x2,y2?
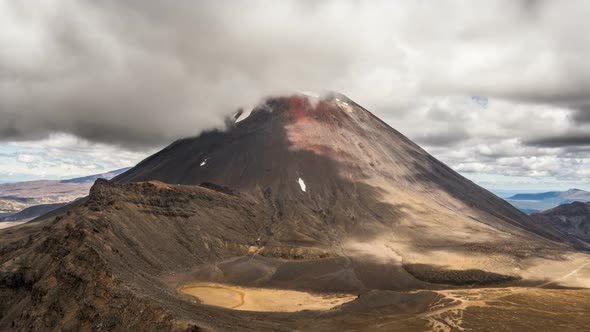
0,221,26,229
176,260,590,331
174,283,590,331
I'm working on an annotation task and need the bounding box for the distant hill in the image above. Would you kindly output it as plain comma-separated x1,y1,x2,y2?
506,189,590,214
61,167,131,183
0,202,68,222
532,202,590,250
0,167,131,220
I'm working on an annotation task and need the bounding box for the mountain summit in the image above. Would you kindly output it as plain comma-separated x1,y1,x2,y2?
1,93,588,331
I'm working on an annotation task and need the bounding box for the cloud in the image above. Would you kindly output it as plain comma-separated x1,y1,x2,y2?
526,134,590,147
570,102,590,123
1,0,590,148
414,129,470,147
0,133,149,182
16,154,39,164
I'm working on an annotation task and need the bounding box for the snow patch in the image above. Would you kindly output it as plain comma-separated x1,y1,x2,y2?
235,107,254,123
299,91,321,109
300,91,320,98
200,158,208,167
335,98,353,112
297,178,306,192
335,98,348,106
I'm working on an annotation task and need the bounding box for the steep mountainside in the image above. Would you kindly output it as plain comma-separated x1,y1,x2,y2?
116,94,555,244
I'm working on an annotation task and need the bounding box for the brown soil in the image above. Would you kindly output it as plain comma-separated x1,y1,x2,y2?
178,282,356,312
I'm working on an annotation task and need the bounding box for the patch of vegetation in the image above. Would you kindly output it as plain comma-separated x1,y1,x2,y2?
403,264,520,286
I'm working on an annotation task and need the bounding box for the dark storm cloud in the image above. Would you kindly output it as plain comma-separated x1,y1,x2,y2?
573,111,590,123
570,103,590,124
0,1,369,148
526,134,590,147
414,128,470,147
1,0,590,150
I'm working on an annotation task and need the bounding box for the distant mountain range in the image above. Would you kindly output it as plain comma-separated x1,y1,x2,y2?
60,168,132,183
505,189,590,214
1,202,68,222
0,167,130,222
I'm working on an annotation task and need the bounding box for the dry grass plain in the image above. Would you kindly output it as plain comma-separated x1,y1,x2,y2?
179,282,357,312
177,278,590,331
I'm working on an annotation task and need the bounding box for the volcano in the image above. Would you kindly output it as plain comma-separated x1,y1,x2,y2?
116,93,564,262
1,93,590,331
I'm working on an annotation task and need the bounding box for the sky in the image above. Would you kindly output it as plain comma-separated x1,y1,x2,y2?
1,0,590,191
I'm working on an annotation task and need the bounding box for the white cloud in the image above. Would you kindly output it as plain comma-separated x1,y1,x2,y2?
0,133,150,182
16,154,39,164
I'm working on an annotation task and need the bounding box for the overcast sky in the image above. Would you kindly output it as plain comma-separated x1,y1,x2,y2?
1,0,590,191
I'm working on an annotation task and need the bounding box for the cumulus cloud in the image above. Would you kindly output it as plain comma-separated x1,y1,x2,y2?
1,0,590,188
0,133,149,182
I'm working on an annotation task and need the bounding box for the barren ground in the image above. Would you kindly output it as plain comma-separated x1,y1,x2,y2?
0,221,26,229
179,282,357,312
